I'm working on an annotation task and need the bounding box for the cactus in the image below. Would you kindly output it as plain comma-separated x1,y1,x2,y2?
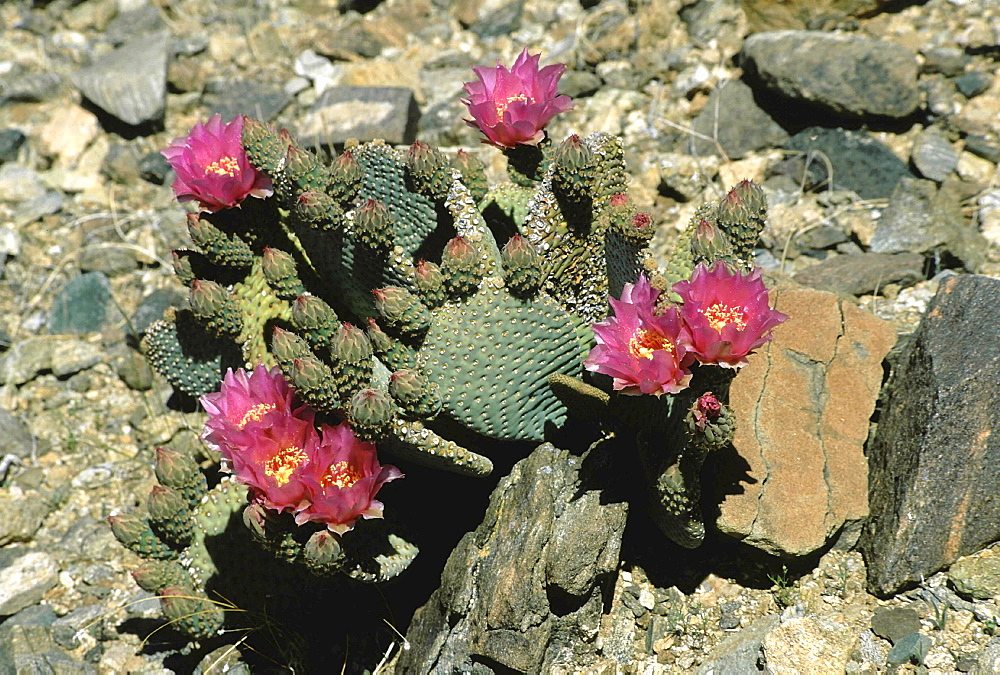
121,51,786,662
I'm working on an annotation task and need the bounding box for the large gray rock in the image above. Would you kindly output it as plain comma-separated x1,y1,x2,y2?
0,551,59,617
793,252,926,297
685,78,789,159
399,442,628,672
870,177,987,272
71,31,170,126
862,275,1000,596
741,31,920,119
297,86,420,148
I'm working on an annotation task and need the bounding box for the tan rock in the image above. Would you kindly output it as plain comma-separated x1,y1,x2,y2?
762,613,857,674
37,104,99,166
716,286,896,557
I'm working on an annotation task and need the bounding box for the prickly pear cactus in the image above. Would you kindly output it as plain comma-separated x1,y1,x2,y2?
122,91,775,661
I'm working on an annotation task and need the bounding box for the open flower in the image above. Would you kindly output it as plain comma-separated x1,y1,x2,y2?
584,275,693,396
161,114,273,212
296,422,403,535
461,48,574,149
672,262,788,369
201,365,312,469
232,414,320,515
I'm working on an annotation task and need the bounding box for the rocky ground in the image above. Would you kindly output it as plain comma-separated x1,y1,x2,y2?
1,0,999,672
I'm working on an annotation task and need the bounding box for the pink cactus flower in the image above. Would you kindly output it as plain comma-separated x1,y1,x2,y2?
161,114,273,212
672,262,788,369
201,365,312,469
461,48,574,149
233,414,321,515
584,275,694,396
295,422,403,535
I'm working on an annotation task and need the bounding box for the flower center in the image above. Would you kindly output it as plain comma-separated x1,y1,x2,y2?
702,303,747,332
204,156,240,177
321,461,363,490
628,329,675,360
237,403,275,429
264,445,308,487
495,93,534,120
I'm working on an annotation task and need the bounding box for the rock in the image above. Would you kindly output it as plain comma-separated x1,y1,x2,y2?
0,129,26,164
978,189,1000,247
297,86,419,148
977,637,1000,672
742,0,885,33
294,49,342,96
0,337,57,386
37,104,99,166
911,127,959,182
400,442,628,672
871,607,921,643
51,604,105,649
684,78,789,160
870,177,986,272
948,545,1000,600
103,4,168,46
47,271,112,335
782,127,912,201
0,489,52,546
921,47,967,77
956,150,996,188
113,347,154,391
71,31,170,126
964,134,1000,164
203,79,292,123
0,551,59,616
741,31,920,119
128,287,187,337
0,408,36,460
715,286,897,557
0,164,47,203
0,72,63,103
13,191,64,227
468,0,523,38
862,275,1000,596
761,613,857,674
956,71,992,99
0,604,94,674
78,246,138,276
49,339,104,378
792,252,926,297
695,614,781,674
886,631,931,666
138,151,172,185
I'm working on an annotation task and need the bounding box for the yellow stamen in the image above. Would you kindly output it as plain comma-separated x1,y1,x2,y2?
495,93,533,119
321,461,363,490
205,156,240,177
702,303,747,332
628,329,674,360
237,403,275,429
264,445,308,487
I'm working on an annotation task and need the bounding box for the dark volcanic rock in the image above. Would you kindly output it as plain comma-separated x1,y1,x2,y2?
297,86,420,148
782,127,912,201
48,271,112,334
400,442,628,673
71,31,170,126
203,79,292,123
685,78,789,159
793,252,926,296
741,31,920,119
862,274,1000,596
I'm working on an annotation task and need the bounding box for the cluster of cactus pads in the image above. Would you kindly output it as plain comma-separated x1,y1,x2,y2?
110,52,778,648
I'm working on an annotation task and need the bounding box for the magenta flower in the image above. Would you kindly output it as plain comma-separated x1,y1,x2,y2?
201,365,312,470
161,114,273,212
296,423,403,535
672,262,788,369
584,275,694,396
234,414,320,515
461,48,574,149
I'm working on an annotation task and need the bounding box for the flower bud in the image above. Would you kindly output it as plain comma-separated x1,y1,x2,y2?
331,323,373,364
154,447,200,490
353,199,392,250
691,217,733,263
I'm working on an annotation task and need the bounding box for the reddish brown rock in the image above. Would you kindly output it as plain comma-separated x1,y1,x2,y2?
714,286,896,557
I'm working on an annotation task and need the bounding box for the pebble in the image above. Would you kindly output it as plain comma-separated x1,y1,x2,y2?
0,164,47,203
137,150,172,185
870,606,921,643
0,489,52,546
0,408,37,461
71,31,170,126
910,126,959,182
977,188,1000,247
955,71,992,98
0,129,26,164
51,604,105,649
47,271,112,334
37,104,99,166
0,551,59,616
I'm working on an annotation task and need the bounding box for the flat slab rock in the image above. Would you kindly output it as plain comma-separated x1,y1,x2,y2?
715,285,897,557
862,274,1000,596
